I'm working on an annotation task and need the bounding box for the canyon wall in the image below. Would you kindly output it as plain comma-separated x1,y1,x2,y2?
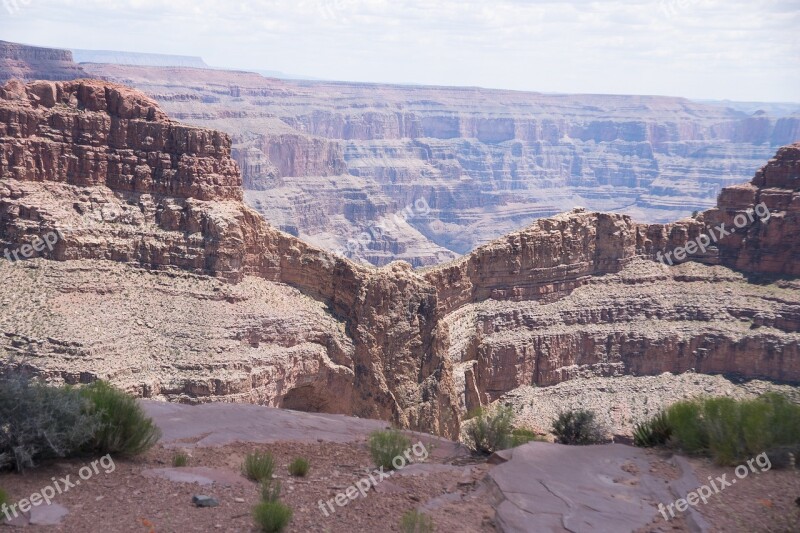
0,79,458,436
78,62,800,267
1,80,797,436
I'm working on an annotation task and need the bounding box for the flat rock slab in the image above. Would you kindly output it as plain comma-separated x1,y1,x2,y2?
5,503,69,527
141,401,388,447
141,466,248,487
488,442,702,533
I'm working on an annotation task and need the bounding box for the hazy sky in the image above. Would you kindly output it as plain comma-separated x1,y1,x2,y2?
1,0,798,102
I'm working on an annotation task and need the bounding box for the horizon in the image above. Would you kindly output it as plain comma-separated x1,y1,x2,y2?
4,38,800,107
0,0,798,103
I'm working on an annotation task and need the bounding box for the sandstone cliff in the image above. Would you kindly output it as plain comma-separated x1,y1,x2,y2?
0,79,458,436
1,80,797,436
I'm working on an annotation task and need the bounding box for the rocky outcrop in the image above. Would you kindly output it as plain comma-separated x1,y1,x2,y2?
0,41,87,84
704,144,800,276
0,80,797,437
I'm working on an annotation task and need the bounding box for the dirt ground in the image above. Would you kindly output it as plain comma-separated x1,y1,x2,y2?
0,441,796,532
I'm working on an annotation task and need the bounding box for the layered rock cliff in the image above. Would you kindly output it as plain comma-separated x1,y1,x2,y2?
1,80,797,436
0,79,458,436
0,41,87,84
77,62,800,267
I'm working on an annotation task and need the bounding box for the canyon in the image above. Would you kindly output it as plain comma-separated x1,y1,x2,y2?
2,40,798,267
0,79,798,439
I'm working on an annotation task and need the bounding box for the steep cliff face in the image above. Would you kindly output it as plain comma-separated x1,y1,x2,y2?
1,80,797,437
424,144,800,411
0,41,87,83
704,144,800,276
0,79,458,436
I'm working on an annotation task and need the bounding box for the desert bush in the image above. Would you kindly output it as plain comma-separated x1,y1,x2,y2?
633,411,672,448
0,487,9,515
80,380,161,457
0,374,100,472
664,400,707,453
510,428,539,447
552,409,607,445
664,393,800,465
242,451,276,482
400,510,434,533
288,457,309,477
369,429,411,470
464,406,516,455
252,500,292,533
261,480,282,503
172,452,189,467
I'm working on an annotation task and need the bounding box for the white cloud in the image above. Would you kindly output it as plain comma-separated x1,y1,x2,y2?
0,0,797,101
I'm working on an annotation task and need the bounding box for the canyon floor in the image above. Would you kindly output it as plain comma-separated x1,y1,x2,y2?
1,401,798,532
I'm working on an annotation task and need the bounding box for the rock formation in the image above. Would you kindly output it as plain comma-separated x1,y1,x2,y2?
77,61,800,267
0,80,797,436
0,41,87,84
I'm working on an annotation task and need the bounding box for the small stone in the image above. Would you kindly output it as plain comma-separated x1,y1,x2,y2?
234,498,245,503
192,495,219,508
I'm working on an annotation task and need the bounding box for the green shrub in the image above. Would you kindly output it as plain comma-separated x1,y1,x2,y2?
252,500,292,533
80,380,161,457
288,457,309,477
261,480,282,503
633,411,672,447
464,406,516,455
510,428,538,447
242,451,276,482
665,400,707,454
0,374,100,472
654,393,800,465
552,409,607,445
369,429,411,470
400,510,434,533
172,452,189,467
0,487,9,515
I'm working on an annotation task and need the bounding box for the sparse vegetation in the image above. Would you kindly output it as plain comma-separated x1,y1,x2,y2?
464,406,543,454
242,451,276,482
464,406,515,455
0,373,160,472
172,451,189,467
0,487,9,517
0,373,100,472
81,380,161,457
252,500,293,533
369,429,411,470
552,409,608,445
261,480,282,503
633,411,672,447
664,393,800,465
254,475,291,533
400,509,434,533
288,457,309,477
510,428,540,447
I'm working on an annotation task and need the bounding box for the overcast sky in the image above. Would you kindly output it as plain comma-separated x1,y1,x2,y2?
1,0,798,102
